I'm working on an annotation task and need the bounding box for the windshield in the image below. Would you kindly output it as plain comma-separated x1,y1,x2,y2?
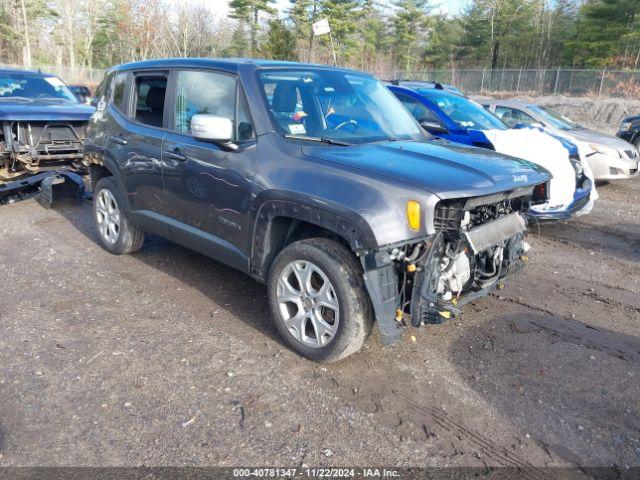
0,73,77,102
417,89,507,131
258,69,427,144
529,106,580,130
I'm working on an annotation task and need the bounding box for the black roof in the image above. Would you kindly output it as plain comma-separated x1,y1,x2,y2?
111,58,366,75
0,67,57,77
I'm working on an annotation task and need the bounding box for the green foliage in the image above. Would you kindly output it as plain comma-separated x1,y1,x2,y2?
567,0,640,68
229,0,275,56
222,22,250,58
393,0,433,73
262,18,298,60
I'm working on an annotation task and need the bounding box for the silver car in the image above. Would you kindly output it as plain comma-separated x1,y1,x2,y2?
484,100,639,181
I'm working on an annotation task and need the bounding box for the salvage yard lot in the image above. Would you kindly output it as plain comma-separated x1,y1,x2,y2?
1,177,639,468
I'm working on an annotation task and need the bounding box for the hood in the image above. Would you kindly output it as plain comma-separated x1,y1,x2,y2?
567,127,635,150
302,139,550,200
0,100,95,121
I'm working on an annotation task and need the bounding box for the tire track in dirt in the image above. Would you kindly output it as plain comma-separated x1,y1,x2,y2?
400,397,553,479
490,294,640,362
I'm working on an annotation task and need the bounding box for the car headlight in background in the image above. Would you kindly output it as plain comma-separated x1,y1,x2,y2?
588,143,620,157
619,121,631,131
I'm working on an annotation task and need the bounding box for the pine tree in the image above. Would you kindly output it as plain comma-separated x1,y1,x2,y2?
229,0,275,57
393,0,432,75
567,0,640,68
222,22,250,58
263,18,298,60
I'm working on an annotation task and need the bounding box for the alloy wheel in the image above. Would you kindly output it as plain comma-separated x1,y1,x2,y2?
95,188,121,245
276,260,340,348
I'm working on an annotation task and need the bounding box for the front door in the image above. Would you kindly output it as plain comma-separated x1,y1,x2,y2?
161,69,257,270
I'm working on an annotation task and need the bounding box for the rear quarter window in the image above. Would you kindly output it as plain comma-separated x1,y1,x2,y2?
111,72,128,112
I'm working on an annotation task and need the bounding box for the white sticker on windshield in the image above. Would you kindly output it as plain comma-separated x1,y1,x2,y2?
289,124,306,135
44,77,65,88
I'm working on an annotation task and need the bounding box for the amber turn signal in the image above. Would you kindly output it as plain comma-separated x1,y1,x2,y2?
406,200,421,231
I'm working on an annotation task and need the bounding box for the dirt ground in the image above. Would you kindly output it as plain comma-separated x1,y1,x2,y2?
0,171,639,470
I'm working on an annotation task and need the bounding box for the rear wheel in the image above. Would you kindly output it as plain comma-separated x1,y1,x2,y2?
267,238,373,363
93,176,144,254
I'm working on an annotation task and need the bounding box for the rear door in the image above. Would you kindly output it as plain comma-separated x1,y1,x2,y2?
105,70,170,224
161,68,257,271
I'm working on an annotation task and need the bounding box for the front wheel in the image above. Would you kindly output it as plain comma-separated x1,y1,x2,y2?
267,238,373,363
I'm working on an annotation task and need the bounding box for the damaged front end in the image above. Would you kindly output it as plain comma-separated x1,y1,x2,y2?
0,120,86,182
364,188,539,345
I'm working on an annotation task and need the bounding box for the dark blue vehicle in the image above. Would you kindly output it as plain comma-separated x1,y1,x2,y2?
85,59,550,361
0,68,94,186
388,81,595,219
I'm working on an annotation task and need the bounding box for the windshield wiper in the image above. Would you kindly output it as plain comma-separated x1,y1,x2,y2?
284,134,351,146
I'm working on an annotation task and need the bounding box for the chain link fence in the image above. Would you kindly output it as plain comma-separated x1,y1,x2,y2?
389,68,640,98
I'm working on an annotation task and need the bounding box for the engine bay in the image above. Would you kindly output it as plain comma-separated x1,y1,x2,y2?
0,120,86,182
390,190,536,327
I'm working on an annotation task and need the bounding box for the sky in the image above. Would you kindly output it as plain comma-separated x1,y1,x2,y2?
214,0,470,17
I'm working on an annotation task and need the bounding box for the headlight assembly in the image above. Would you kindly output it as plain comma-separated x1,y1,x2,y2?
620,121,631,131
570,158,584,178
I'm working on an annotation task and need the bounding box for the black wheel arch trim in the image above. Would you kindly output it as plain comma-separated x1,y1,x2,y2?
250,192,378,280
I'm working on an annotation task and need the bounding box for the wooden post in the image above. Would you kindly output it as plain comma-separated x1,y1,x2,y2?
598,67,606,96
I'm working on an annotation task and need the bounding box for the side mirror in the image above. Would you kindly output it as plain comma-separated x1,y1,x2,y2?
420,120,449,135
191,114,237,150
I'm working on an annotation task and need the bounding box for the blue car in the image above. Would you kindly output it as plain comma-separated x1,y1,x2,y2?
388,81,596,219
0,68,94,185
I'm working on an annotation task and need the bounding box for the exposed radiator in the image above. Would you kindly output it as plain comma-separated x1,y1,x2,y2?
464,213,526,254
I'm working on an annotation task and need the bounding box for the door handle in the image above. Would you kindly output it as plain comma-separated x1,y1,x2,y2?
109,135,128,145
165,150,187,162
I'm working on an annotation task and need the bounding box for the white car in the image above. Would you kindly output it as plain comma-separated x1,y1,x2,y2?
484,100,639,181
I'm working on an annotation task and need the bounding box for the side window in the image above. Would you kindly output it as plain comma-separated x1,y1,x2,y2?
111,72,128,111
495,106,536,127
236,88,255,141
174,70,236,135
394,92,441,125
133,75,167,127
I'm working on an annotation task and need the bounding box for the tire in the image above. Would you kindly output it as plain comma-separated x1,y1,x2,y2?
267,238,373,363
93,176,145,254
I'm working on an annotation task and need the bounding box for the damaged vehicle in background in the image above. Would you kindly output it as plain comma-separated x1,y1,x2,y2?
0,69,94,197
484,100,639,181
388,81,597,220
85,59,551,362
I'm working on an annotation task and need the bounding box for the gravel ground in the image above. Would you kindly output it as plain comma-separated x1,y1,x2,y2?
0,173,639,470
